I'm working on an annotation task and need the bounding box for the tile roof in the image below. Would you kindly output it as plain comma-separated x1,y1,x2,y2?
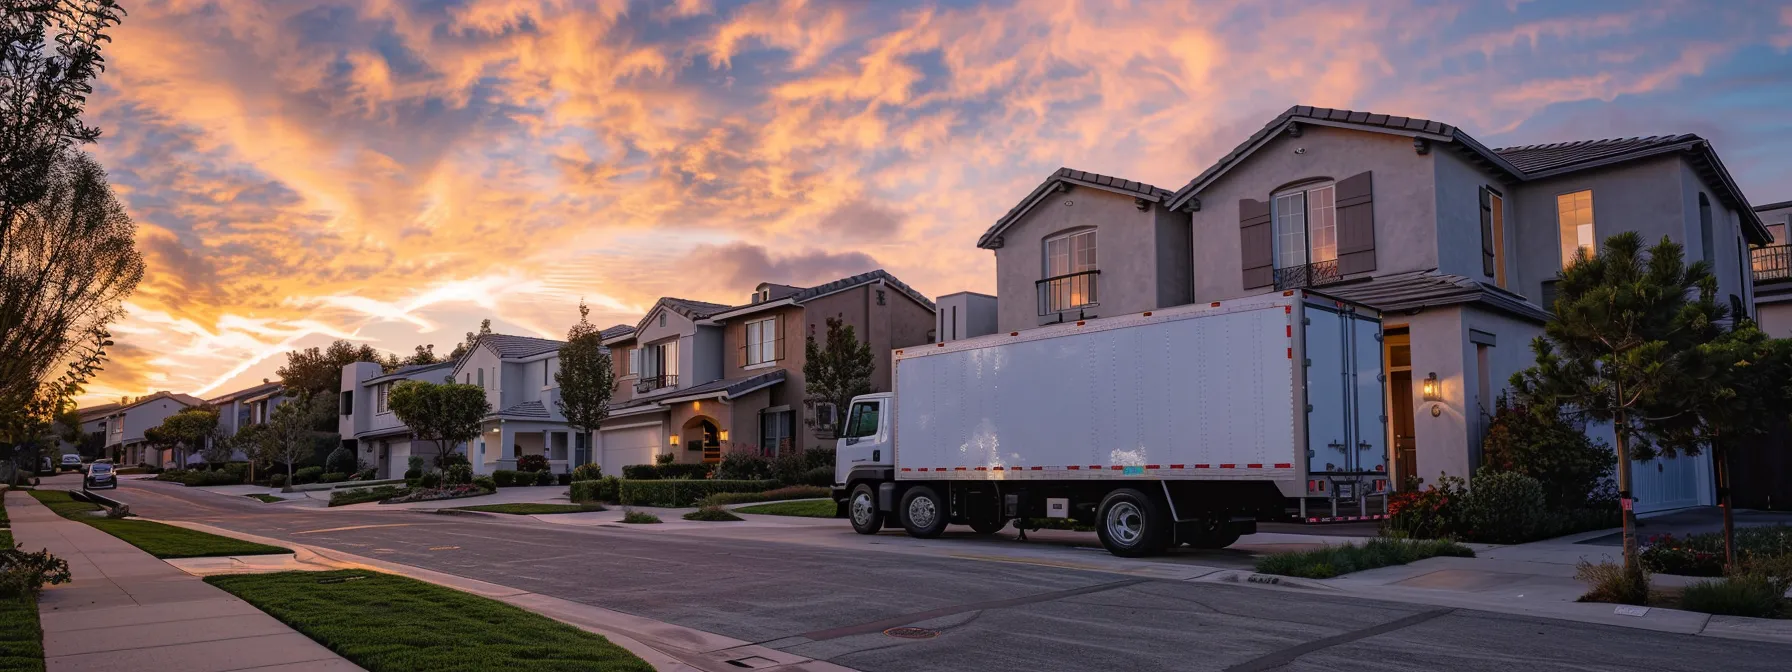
708,269,937,320
366,359,458,385
493,400,550,419
479,334,566,359
1317,270,1549,324
75,402,120,420
638,370,788,406
1492,135,1698,174
661,297,733,320
205,380,284,405
598,324,635,340
978,167,1172,249
1753,199,1792,213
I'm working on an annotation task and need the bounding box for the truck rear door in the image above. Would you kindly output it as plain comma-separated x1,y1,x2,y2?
1302,301,1386,482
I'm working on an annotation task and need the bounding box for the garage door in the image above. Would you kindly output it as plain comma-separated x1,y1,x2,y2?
601,425,659,476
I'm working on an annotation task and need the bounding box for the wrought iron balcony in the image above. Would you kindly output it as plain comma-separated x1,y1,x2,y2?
1036,270,1100,316
1752,244,1792,282
1273,260,1341,291
634,374,677,394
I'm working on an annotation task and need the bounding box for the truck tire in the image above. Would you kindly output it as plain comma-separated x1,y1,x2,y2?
1180,520,1243,549
1096,488,1171,557
847,483,884,535
899,485,948,539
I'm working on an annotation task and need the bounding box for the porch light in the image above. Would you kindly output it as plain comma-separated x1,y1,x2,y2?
669,435,680,446
1421,372,1441,402
719,429,729,442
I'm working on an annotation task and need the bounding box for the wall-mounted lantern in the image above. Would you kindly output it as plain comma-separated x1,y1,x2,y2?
1421,372,1441,402
718,429,729,442
669,434,680,446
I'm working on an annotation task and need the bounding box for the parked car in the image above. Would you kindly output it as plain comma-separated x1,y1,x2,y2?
37,456,55,475
60,454,83,471
85,462,117,490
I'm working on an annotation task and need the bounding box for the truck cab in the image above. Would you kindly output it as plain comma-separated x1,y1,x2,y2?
832,393,893,528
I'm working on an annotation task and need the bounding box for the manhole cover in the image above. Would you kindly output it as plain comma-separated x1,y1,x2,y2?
883,627,938,640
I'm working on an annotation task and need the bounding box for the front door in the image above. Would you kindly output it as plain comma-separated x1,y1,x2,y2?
1385,329,1416,488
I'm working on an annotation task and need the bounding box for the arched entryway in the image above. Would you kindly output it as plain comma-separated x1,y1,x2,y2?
681,416,723,463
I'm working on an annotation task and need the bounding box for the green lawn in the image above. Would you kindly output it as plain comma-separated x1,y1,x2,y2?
448,503,605,515
0,531,43,672
206,570,651,672
245,494,284,504
1254,537,1475,579
733,499,837,518
28,491,290,559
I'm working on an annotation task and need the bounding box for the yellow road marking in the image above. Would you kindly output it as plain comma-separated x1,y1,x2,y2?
293,523,415,535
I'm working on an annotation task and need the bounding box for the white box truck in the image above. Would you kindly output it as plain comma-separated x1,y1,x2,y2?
831,289,1389,557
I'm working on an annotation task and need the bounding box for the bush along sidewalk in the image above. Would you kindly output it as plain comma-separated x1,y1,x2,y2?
206,570,652,672
0,529,71,672
450,503,605,515
733,500,836,518
682,506,742,522
1254,538,1474,579
28,491,289,559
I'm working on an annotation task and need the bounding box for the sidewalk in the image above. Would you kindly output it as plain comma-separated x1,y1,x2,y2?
5,491,362,672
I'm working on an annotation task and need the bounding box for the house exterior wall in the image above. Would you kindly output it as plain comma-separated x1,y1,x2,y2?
1509,156,1681,303
1759,302,1792,339
1433,148,1522,288
608,338,638,404
1190,126,1441,301
1674,162,1752,311
935,292,997,342
991,186,1185,333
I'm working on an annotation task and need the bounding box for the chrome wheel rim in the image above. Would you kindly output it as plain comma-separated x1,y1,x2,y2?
1106,501,1144,546
907,495,938,529
852,492,875,526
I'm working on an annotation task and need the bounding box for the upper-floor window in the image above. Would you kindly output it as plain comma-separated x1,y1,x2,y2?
1768,214,1789,245
477,368,484,388
1273,182,1337,269
1040,229,1098,313
1557,190,1595,268
1698,193,1715,266
542,359,551,388
746,317,778,366
635,339,679,389
375,383,390,414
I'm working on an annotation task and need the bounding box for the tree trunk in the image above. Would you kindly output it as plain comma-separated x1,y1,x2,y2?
1612,413,1643,586
1717,443,1736,570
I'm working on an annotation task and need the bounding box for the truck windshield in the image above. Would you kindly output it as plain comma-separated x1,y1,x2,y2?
842,401,880,439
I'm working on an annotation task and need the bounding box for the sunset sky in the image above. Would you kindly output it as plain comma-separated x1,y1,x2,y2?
78,0,1792,407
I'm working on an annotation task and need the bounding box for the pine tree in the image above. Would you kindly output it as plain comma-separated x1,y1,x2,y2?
803,316,874,437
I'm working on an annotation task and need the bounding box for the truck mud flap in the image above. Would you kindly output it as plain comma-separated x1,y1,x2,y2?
878,481,899,513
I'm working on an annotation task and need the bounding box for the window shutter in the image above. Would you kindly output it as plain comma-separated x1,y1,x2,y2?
628,348,641,376
1240,198,1274,289
775,314,786,361
1479,187,1495,278
1335,171,1376,275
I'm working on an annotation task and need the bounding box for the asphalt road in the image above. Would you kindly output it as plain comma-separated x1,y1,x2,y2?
98,477,1792,672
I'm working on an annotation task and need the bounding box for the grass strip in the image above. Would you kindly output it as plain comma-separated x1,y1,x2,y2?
734,499,837,518
245,494,284,503
448,503,605,515
28,491,290,559
681,506,742,522
206,570,652,672
698,485,831,507
1254,537,1474,579
0,531,42,672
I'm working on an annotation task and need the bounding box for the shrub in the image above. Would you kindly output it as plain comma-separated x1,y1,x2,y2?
805,447,836,472
1680,574,1785,618
353,468,377,481
683,505,743,522
801,466,834,487
571,463,602,482
490,470,512,487
1463,469,1546,544
223,462,250,480
384,484,486,504
654,453,674,466
619,479,780,507
517,454,549,472
571,476,620,503
1385,474,1468,540
320,472,349,484
269,473,287,488
1641,534,1725,577
472,476,497,492
329,486,403,507
716,450,773,481
0,545,72,598
419,472,442,489
407,456,425,475
557,472,572,486
325,446,358,476
404,469,422,480
293,466,324,485
621,464,658,480
773,451,810,485
437,452,471,470
1742,552,1792,595
536,470,554,486
1480,396,1614,509
655,463,712,480
620,509,661,524
443,463,473,486
1575,560,1650,605
1254,538,1474,579
699,485,831,507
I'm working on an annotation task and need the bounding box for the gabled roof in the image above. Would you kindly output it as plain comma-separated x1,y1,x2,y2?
491,400,550,419
632,297,734,334
1166,105,1523,212
1317,270,1550,324
76,402,120,421
366,359,458,385
705,269,937,321
206,380,284,405
108,391,206,415
1163,104,1769,244
479,334,565,359
1752,199,1792,213
977,168,1173,249
598,324,635,340
613,369,787,410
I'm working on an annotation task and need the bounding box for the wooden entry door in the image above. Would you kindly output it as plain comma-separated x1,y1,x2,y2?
1385,329,1416,488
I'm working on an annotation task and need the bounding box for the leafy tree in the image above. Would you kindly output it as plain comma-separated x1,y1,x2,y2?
276,340,385,398
151,405,220,469
387,379,488,470
556,300,613,463
1481,395,1614,510
449,318,493,360
402,343,439,366
256,392,333,486
0,0,125,229
803,316,875,438
1654,323,1792,568
1511,232,1722,587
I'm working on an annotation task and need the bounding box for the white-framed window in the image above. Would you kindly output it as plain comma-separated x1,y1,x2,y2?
625,347,640,378
641,339,679,382
1272,182,1336,268
746,317,778,366
1767,215,1789,245
375,384,389,414
760,409,793,455
1557,190,1595,267
477,367,484,388
1045,229,1097,278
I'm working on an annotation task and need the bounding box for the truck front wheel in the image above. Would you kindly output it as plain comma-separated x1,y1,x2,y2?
1097,488,1171,557
848,483,884,535
899,485,948,538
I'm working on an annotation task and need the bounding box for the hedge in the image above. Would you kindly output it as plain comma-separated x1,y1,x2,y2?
618,479,780,507
492,470,550,487
571,477,620,504
619,463,713,481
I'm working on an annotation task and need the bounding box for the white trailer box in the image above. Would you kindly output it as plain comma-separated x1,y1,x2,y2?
833,289,1386,556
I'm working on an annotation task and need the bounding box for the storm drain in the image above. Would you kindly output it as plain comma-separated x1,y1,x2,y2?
723,656,777,668
883,627,939,640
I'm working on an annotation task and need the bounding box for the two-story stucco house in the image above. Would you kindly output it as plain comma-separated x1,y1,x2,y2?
202,380,287,463
979,105,1768,515
340,359,459,478
593,272,935,475
57,402,119,458
96,391,206,467
449,333,607,476
1751,199,1792,336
